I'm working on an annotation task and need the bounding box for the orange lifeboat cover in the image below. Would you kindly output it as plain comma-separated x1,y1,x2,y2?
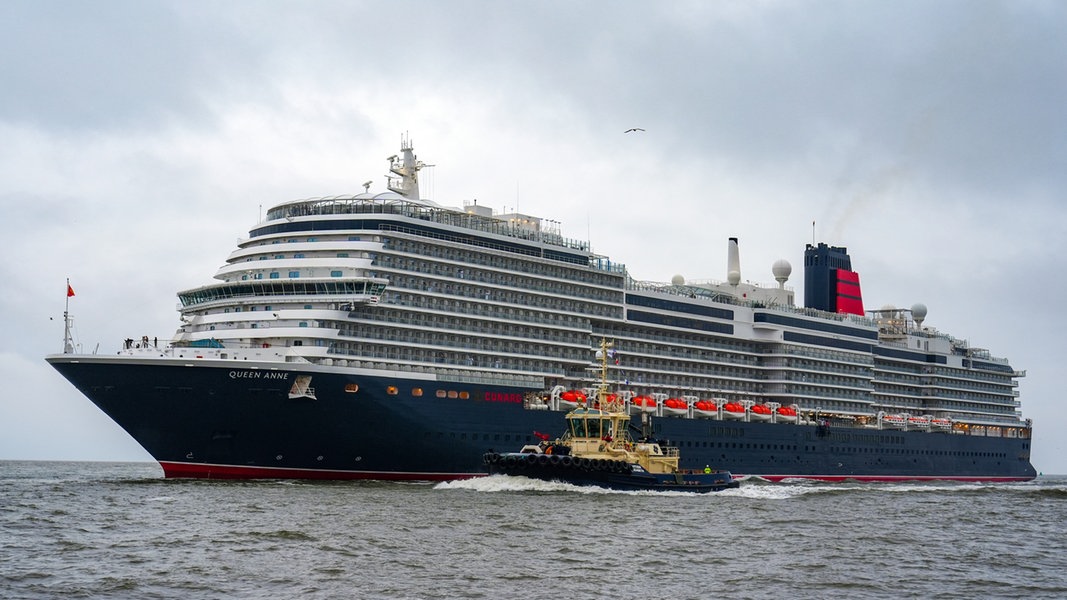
633,395,656,407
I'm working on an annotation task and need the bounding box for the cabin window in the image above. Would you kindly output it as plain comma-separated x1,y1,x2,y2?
331,271,343,278
289,271,300,278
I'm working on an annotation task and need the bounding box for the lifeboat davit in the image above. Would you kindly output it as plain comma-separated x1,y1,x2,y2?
749,404,773,422
630,395,658,414
662,398,689,417
559,390,587,410
693,400,718,419
775,406,799,423
882,414,907,429
722,402,746,420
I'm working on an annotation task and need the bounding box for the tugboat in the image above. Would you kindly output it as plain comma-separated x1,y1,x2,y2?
483,341,740,493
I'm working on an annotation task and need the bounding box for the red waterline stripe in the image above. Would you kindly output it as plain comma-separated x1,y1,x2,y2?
159,461,484,481
735,474,1034,483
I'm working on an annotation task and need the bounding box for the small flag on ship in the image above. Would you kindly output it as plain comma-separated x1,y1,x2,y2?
67,283,76,297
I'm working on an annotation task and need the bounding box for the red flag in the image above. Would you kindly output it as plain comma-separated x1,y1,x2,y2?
67,284,76,297
533,431,550,441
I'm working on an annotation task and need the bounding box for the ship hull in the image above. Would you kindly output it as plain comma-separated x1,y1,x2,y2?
47,356,1037,482
484,452,740,492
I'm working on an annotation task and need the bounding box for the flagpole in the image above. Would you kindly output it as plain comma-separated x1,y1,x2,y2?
63,278,74,354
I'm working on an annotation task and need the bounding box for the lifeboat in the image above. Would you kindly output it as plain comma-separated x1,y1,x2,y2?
630,395,658,414
749,404,773,422
931,418,952,431
559,390,587,410
693,400,718,419
775,406,798,423
908,416,930,428
722,402,746,420
662,398,689,417
882,414,907,429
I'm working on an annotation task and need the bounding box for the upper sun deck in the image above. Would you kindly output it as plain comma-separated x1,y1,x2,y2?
262,193,592,255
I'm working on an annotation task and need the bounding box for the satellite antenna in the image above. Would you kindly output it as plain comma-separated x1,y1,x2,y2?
362,180,373,193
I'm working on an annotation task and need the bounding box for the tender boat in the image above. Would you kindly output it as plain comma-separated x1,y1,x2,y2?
484,341,739,493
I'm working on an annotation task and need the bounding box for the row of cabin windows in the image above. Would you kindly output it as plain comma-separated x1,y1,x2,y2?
264,253,350,259
242,270,346,280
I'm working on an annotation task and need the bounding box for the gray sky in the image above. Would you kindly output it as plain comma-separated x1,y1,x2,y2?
2,0,1064,474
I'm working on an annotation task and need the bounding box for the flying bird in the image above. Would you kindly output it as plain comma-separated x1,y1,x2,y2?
624,128,645,133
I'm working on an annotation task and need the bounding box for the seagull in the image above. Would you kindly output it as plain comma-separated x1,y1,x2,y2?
624,128,645,133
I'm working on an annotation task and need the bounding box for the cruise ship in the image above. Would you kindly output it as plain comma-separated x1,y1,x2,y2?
47,138,1036,482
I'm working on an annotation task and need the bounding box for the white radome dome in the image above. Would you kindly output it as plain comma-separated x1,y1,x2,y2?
772,259,792,281
671,274,685,286
911,303,928,320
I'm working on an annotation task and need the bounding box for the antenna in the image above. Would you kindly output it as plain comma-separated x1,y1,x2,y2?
812,220,816,245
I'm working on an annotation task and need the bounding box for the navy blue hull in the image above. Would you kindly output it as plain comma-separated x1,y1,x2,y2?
46,356,1037,481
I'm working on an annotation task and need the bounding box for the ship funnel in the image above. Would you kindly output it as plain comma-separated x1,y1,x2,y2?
727,237,741,286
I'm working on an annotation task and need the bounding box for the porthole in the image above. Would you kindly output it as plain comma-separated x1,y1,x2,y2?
386,386,399,395
344,384,359,393
412,388,423,397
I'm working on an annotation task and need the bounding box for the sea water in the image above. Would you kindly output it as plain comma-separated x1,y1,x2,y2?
2,461,1065,599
